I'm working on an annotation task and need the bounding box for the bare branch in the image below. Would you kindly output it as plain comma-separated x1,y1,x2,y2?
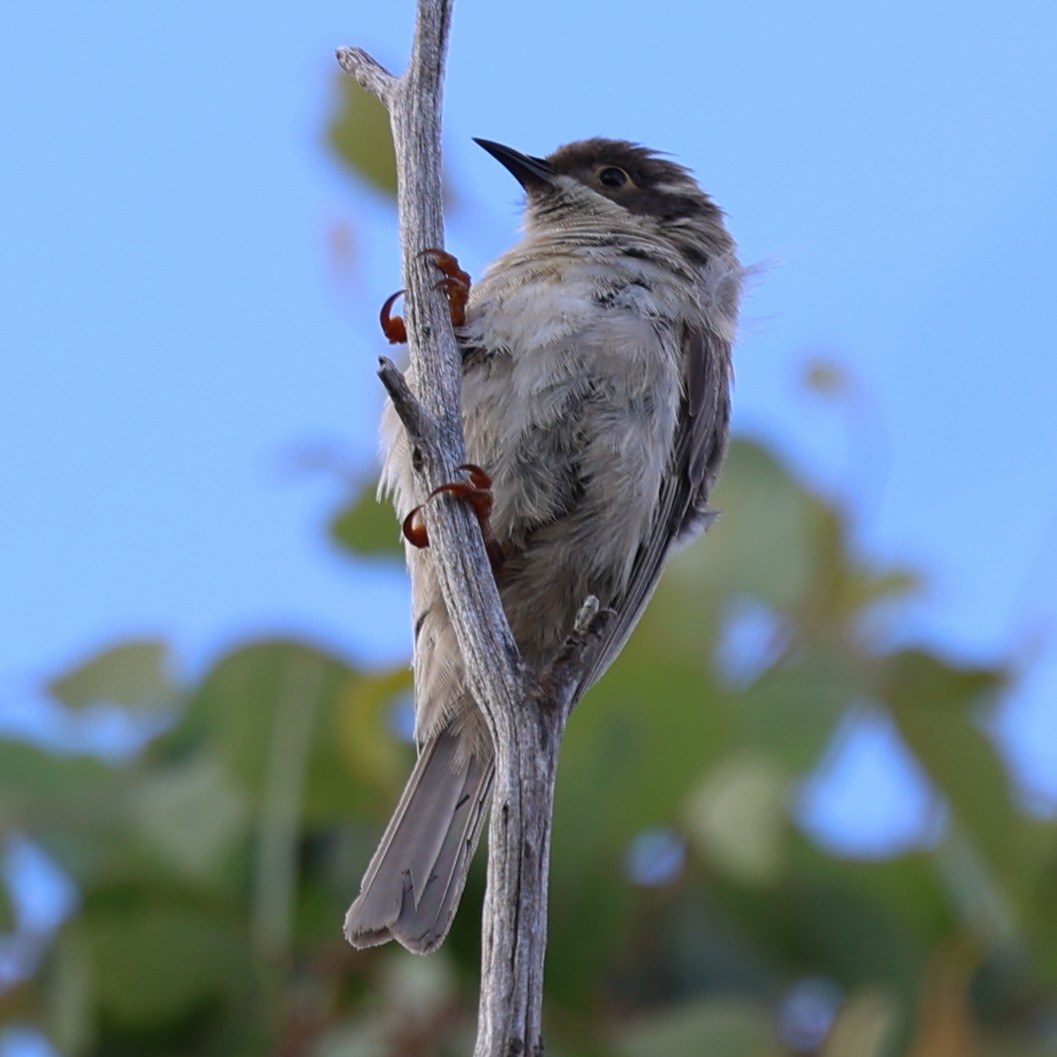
476,600,615,1056
383,3,524,732
535,599,615,718
334,47,396,105
338,6,619,1056
376,356,435,451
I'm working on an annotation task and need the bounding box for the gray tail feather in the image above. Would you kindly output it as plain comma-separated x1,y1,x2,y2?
344,728,494,954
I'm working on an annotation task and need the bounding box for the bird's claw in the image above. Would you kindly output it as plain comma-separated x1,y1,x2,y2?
378,249,472,343
379,289,408,344
402,464,503,568
419,249,471,328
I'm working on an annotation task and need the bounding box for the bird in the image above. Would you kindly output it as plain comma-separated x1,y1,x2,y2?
344,136,742,953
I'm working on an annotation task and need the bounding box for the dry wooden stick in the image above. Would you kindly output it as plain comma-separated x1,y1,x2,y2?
338,7,610,1053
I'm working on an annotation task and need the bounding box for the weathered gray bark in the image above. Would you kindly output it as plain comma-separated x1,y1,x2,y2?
337,6,611,1053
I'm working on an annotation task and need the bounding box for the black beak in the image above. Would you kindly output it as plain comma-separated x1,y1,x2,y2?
474,138,555,191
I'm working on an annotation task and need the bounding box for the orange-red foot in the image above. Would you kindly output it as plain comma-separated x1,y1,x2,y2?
380,289,407,344
377,248,472,344
402,464,503,568
418,248,471,327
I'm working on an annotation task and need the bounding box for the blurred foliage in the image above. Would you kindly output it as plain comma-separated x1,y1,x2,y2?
326,71,456,207
3,438,1056,1057
3,76,1057,1057
328,483,404,559
327,74,398,196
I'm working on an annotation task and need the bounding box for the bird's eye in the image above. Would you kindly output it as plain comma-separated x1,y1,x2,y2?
598,166,628,188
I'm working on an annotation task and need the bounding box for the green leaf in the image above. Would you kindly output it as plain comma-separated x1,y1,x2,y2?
684,754,791,886
879,649,1004,717
802,357,853,399
130,754,250,881
546,875,635,1009
735,646,859,772
741,876,921,992
554,649,725,876
612,999,783,1057
0,869,14,930
46,639,173,710
310,1021,388,1057
43,924,95,1057
182,639,402,823
326,73,397,195
697,438,826,610
879,650,1038,901
820,988,899,1057
328,485,403,558
84,903,252,1027
0,741,123,829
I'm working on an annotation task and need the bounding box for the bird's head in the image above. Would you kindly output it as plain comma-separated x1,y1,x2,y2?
474,136,734,268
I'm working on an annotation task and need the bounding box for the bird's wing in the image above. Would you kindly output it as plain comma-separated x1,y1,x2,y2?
572,324,731,699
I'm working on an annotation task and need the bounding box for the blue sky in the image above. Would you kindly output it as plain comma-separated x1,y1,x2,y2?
3,0,1057,894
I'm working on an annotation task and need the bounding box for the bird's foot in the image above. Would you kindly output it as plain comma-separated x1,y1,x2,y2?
419,248,472,327
379,289,408,344
379,249,472,344
402,464,503,568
